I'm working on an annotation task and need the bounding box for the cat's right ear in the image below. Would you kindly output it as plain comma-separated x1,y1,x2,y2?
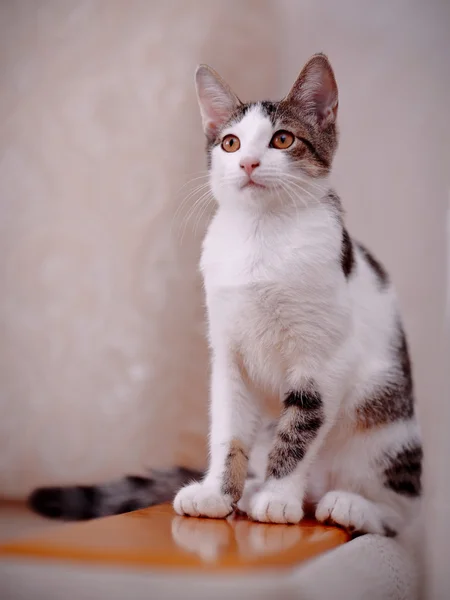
195,65,241,142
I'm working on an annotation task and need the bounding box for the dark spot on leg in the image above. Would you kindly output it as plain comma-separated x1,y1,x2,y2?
267,386,324,479
221,439,249,502
383,525,398,538
284,389,322,411
384,444,423,497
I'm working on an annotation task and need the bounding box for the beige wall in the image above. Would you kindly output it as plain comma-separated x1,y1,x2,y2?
0,0,277,496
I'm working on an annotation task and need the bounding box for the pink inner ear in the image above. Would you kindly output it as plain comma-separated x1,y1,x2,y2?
209,102,232,128
314,85,337,124
307,67,337,126
196,66,240,138
201,96,237,140
199,92,233,138
204,104,230,138
199,94,230,139
205,119,219,138
286,55,338,128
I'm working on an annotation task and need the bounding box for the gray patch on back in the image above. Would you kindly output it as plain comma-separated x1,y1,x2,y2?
356,322,415,429
357,243,389,289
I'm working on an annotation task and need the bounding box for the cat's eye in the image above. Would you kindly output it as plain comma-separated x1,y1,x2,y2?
270,130,295,150
221,134,241,153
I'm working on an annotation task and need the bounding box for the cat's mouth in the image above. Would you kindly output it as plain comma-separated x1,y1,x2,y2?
241,179,266,190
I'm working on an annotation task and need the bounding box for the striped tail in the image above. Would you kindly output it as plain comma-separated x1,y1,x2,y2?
29,467,203,520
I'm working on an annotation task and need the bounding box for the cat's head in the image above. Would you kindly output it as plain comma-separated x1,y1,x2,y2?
195,53,338,208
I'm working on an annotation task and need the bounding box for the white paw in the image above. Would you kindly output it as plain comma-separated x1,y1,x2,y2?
315,491,385,535
236,479,263,515
173,482,234,519
249,488,304,524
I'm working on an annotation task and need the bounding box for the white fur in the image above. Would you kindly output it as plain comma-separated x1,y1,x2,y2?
173,481,233,519
174,105,420,533
315,491,386,535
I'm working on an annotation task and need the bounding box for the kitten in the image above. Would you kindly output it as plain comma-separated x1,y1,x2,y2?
173,53,422,536
30,55,421,537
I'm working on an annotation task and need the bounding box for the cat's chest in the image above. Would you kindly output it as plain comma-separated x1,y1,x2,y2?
206,267,334,357
201,209,326,290
202,219,306,313
201,216,346,384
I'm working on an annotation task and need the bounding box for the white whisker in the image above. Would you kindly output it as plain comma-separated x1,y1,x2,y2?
193,194,215,237
177,173,210,192
282,179,334,229
282,172,329,195
178,190,214,244
172,181,212,226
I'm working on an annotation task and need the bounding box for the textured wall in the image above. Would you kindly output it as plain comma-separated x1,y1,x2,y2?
0,0,277,496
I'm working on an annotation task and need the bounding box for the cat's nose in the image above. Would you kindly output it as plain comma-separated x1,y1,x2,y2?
239,158,260,176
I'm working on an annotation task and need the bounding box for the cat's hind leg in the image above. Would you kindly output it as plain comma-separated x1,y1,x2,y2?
315,490,397,536
315,420,422,536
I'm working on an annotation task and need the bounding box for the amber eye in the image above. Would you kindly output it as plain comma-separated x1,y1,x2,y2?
270,130,295,149
221,134,241,153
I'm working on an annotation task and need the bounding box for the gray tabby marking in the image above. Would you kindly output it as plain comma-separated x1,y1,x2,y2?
383,444,422,497
29,467,202,520
267,388,323,479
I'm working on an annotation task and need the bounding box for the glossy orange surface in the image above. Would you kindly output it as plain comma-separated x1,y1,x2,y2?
0,503,349,571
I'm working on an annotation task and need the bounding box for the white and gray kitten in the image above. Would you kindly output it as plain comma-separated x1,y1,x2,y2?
30,55,421,537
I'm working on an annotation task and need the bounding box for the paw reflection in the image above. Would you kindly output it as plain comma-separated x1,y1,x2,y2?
171,515,232,562
171,511,305,563
234,519,302,555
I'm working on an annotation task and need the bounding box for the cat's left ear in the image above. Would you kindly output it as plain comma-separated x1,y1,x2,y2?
195,65,241,141
284,53,338,129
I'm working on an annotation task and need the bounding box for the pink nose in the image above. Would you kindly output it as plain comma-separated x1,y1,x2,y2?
239,158,260,176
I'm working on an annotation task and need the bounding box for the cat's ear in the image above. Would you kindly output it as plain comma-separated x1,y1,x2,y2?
195,65,241,141
284,53,338,129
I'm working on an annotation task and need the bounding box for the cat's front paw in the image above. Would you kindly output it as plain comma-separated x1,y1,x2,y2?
236,478,263,515
173,482,234,519
249,488,304,524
